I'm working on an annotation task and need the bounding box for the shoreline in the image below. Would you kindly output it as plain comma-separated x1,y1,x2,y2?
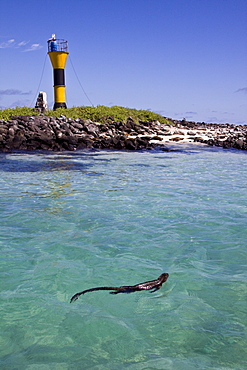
0,115,247,152
149,119,247,149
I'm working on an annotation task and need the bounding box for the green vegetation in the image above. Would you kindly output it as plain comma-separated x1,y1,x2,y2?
0,107,37,121
0,105,171,125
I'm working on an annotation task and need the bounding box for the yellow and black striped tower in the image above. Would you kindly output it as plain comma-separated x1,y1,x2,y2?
47,34,69,110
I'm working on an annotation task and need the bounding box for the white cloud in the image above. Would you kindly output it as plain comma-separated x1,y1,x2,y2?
0,38,42,51
17,40,29,47
0,39,15,48
23,43,43,52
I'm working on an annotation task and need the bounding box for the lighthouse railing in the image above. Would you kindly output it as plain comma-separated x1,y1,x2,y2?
47,39,68,53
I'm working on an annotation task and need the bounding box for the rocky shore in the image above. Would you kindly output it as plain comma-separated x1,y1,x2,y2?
0,114,247,152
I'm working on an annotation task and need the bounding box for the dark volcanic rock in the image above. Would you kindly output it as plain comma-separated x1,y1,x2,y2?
1,115,247,152
0,115,159,152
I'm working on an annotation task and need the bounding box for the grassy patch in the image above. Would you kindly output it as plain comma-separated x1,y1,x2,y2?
0,105,171,125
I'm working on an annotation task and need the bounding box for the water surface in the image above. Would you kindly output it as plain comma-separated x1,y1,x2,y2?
0,145,246,369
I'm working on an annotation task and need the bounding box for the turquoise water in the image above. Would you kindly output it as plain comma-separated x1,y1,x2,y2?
0,145,246,369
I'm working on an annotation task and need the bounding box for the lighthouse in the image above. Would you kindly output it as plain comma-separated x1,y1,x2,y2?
47,34,69,110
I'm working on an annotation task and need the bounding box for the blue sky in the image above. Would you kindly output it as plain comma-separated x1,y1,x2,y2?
0,0,246,124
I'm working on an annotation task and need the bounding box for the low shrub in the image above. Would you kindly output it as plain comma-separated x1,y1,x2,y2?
0,105,171,125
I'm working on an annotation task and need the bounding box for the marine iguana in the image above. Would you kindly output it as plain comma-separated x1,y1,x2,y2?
70,272,169,303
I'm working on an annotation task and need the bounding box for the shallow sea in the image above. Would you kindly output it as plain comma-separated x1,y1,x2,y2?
0,144,246,369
